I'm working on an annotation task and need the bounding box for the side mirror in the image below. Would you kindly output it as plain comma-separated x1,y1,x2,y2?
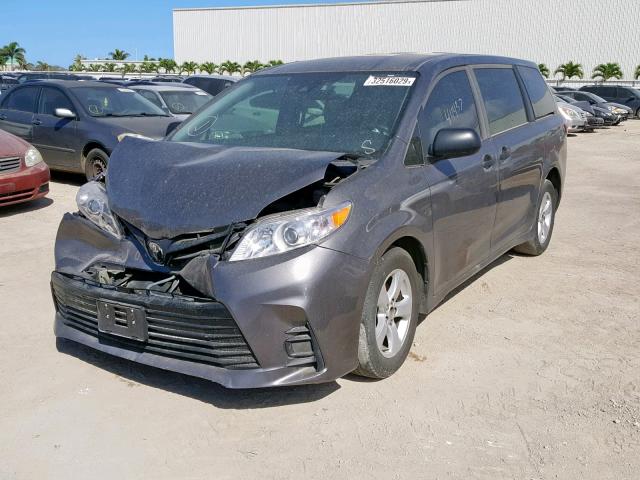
54,108,76,119
431,128,481,160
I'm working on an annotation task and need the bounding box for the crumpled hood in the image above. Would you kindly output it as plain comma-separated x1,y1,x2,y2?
107,138,341,239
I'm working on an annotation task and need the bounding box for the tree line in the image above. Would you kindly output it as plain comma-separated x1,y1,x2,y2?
3,42,640,81
69,51,284,76
537,62,640,82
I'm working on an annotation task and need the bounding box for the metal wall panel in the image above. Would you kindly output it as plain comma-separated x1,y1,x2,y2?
173,0,640,79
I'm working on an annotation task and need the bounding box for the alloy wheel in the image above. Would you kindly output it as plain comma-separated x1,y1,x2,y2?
375,269,413,358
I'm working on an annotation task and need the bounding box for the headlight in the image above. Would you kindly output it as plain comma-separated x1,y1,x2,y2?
559,107,579,120
24,147,43,167
613,108,625,114
229,202,352,261
117,132,152,142
76,181,123,239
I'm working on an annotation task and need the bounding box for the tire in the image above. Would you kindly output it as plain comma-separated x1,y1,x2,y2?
354,247,420,379
84,148,109,182
514,179,558,256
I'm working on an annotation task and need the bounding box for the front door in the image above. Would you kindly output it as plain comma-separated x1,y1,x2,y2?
32,87,78,169
419,69,499,296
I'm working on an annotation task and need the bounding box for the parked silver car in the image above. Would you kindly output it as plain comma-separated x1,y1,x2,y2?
556,100,589,132
130,84,213,121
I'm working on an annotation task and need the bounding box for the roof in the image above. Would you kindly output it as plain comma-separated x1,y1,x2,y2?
184,74,238,82
130,84,205,92
20,79,123,89
255,53,537,75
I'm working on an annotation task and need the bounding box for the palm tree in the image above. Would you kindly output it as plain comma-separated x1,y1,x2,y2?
158,58,177,74
2,42,26,70
537,63,550,78
242,60,265,75
140,61,158,73
69,54,85,72
199,62,219,74
219,60,242,75
109,49,130,61
88,64,103,72
35,61,50,71
103,63,117,73
179,61,199,75
635,65,640,80
120,63,138,78
554,61,584,81
591,62,623,81
266,59,284,67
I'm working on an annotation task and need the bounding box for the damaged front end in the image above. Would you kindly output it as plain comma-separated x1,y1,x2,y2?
52,139,370,388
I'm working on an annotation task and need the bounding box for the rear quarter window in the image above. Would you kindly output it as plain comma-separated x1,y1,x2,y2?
474,68,528,135
518,66,556,119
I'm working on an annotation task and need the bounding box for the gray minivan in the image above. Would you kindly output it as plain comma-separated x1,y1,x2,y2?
52,54,566,388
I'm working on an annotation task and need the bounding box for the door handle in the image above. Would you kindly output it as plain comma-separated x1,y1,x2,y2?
499,146,511,161
482,154,495,170
32,119,42,126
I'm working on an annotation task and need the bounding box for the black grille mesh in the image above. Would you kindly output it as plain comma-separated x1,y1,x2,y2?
53,275,259,370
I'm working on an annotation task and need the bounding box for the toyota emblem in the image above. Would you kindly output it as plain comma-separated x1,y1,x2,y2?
148,241,164,263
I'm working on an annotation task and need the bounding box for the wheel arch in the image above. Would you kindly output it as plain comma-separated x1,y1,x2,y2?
376,231,430,314
546,167,562,205
81,141,110,170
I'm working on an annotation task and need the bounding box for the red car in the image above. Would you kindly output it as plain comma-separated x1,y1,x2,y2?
0,129,50,207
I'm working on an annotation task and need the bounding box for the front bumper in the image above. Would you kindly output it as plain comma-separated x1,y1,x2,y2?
0,162,49,207
53,214,371,388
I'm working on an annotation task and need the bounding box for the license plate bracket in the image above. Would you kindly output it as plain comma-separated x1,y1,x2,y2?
97,301,148,342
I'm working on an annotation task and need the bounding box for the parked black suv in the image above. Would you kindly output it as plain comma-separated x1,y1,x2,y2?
580,85,640,118
52,54,566,388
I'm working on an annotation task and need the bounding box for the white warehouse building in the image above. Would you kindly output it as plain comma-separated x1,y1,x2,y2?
173,0,640,80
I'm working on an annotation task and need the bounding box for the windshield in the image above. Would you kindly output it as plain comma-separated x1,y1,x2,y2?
71,87,168,117
585,92,606,103
159,89,212,114
169,72,417,156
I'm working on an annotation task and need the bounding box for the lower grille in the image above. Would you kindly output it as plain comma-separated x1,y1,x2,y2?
52,274,259,369
0,157,21,174
0,188,34,205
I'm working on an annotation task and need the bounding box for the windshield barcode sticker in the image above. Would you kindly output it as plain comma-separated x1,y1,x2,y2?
364,76,416,87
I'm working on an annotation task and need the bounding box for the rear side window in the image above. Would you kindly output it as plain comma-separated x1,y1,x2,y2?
136,90,164,109
518,66,556,119
2,87,39,112
38,87,74,115
475,68,527,135
418,70,480,155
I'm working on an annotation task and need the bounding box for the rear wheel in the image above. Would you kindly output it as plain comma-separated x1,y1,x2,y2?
514,179,557,256
84,148,109,182
354,247,420,379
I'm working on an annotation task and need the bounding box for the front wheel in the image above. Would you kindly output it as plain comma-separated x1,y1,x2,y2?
84,148,109,182
354,247,420,379
514,179,558,256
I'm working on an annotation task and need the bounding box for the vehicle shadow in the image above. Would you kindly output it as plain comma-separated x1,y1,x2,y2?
429,252,515,314
0,196,53,218
56,338,340,408
50,171,85,187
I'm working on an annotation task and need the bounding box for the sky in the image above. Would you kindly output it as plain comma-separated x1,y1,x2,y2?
1,0,350,67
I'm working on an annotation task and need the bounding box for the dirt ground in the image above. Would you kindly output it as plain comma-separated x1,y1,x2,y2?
1,122,639,480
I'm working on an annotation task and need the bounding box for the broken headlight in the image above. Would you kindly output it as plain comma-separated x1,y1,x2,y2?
229,202,352,261
76,181,124,239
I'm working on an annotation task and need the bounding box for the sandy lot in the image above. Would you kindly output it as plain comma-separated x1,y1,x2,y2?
1,122,639,480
